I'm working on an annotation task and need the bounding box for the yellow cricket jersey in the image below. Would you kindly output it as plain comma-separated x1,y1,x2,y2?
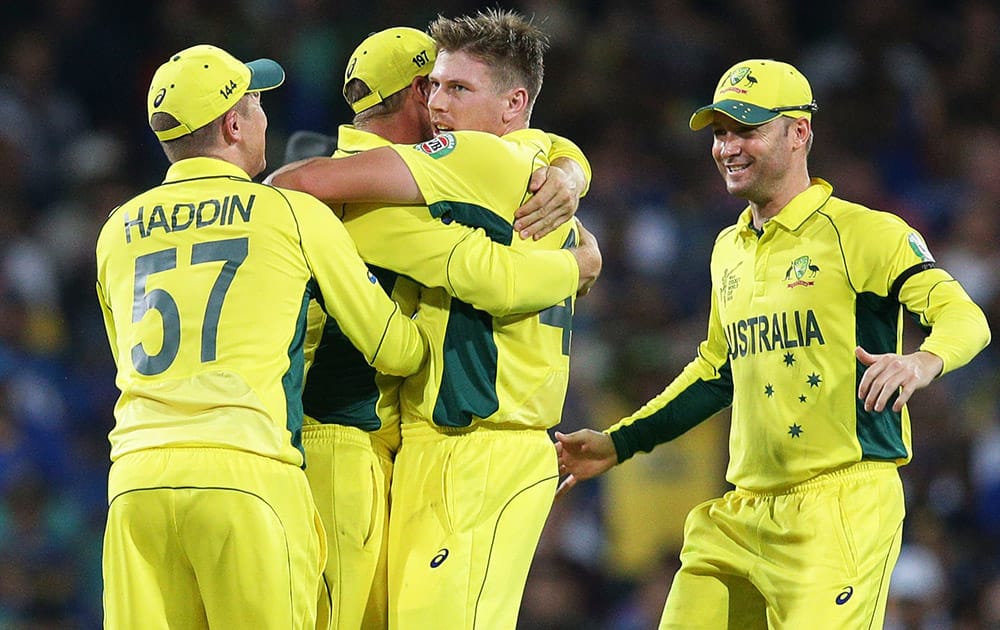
301,126,588,443
96,157,425,466
607,179,990,491
385,129,581,430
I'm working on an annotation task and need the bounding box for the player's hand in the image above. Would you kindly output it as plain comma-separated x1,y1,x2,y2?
572,220,601,297
855,346,943,413
553,429,617,499
514,165,580,240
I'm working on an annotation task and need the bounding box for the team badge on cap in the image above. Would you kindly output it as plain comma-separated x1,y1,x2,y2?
689,59,817,130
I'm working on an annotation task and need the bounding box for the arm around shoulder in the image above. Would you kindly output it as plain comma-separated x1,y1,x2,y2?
446,231,580,315
546,133,592,195
514,133,593,240
265,147,423,206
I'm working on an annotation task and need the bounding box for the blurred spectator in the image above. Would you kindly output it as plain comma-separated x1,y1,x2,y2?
885,543,951,630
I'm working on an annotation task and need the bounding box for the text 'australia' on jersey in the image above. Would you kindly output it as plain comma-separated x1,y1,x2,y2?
608,179,990,491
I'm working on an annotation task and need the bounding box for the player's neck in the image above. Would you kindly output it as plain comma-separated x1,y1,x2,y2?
749,170,811,229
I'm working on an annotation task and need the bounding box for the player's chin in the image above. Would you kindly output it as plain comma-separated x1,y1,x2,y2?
724,178,751,197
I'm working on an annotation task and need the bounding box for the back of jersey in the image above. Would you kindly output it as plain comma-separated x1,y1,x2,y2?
96,158,314,466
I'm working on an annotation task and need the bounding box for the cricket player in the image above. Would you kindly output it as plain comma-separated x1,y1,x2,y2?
555,59,991,628
97,44,427,629
288,26,599,630
268,10,593,628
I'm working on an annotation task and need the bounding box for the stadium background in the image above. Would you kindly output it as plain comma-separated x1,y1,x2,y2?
0,1,997,628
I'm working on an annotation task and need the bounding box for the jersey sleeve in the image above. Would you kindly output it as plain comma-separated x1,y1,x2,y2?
346,205,578,316
545,132,592,196
95,278,120,363
900,267,991,375
446,228,578,314
390,130,550,212
605,277,734,462
847,212,991,375
290,192,427,377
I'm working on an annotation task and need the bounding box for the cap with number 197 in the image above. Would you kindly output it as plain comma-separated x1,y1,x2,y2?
343,27,437,114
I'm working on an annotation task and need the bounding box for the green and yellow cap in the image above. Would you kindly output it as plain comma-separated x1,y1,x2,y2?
343,27,436,114
147,44,285,141
689,59,816,131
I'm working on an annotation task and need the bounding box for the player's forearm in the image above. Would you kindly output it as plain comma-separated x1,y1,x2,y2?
550,157,587,199
514,135,593,240
571,220,601,295
546,133,592,196
265,157,326,191
608,378,731,462
266,148,424,205
447,239,578,315
918,294,990,375
369,306,428,377
607,356,733,462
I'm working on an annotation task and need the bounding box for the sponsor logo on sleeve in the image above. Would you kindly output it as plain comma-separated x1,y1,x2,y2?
907,233,934,262
414,132,457,159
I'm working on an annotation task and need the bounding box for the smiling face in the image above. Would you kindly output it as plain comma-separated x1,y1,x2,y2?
710,111,811,220
427,49,513,136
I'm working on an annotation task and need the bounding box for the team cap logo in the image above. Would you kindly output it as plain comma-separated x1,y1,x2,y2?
689,59,816,131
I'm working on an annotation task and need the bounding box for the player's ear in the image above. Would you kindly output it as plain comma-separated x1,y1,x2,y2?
791,117,811,148
221,107,241,145
502,87,529,124
412,76,430,101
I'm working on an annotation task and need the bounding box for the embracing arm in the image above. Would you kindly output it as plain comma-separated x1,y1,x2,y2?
294,193,427,376
514,133,592,240
442,224,599,314
265,147,423,205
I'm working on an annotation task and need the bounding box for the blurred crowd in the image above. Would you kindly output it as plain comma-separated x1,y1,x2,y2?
0,1,997,628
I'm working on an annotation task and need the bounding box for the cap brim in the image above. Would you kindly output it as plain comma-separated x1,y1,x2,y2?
689,99,781,130
247,58,285,91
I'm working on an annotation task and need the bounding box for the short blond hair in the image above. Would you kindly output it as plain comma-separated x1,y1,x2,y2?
428,8,548,117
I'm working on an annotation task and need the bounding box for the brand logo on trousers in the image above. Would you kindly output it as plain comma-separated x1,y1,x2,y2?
430,548,449,568
836,586,854,605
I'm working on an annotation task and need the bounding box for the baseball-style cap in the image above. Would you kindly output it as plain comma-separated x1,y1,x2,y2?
147,44,285,141
689,59,817,131
343,27,436,114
